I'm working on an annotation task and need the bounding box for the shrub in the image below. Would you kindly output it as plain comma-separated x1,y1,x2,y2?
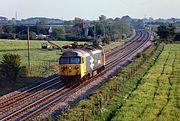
0,54,22,82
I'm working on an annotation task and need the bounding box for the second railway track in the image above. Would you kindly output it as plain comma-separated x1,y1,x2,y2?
0,30,151,120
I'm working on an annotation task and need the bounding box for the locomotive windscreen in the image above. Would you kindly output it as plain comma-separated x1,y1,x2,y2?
60,57,81,64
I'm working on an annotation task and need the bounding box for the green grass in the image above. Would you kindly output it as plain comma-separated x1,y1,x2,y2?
112,44,180,121
57,44,161,121
0,39,123,76
57,44,180,121
0,40,84,63
0,39,123,95
0,40,81,76
103,41,123,52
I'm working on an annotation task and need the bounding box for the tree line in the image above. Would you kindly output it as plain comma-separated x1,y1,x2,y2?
157,23,180,42
0,16,133,44
0,25,66,40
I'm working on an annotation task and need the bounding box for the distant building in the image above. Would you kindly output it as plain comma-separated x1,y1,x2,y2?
48,27,53,34
36,34,49,40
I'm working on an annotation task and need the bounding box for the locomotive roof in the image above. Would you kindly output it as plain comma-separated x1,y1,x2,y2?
62,45,103,57
71,45,103,51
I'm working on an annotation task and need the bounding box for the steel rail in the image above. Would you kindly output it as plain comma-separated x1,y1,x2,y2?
106,32,144,64
0,31,141,109
0,76,60,108
19,30,151,120
0,80,63,113
1,30,150,121
105,31,142,58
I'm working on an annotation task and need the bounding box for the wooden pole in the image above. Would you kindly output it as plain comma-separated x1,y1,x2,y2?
27,26,30,70
94,23,96,42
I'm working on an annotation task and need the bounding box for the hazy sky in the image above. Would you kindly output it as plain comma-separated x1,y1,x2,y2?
0,0,179,20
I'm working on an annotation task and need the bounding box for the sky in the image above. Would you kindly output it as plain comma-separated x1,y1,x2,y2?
0,0,180,20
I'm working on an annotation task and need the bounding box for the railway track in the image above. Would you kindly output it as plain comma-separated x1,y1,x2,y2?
0,30,151,120
20,30,151,120
0,31,141,106
105,31,143,58
0,31,142,108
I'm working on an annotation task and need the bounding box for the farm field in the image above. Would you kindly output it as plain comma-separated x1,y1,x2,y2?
112,44,180,121
0,40,85,74
0,39,123,95
0,39,123,76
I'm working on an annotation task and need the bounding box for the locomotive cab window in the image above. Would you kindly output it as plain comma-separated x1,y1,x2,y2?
60,57,81,64
60,57,70,64
70,57,80,64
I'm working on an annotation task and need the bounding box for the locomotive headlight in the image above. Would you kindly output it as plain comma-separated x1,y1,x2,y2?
69,67,72,69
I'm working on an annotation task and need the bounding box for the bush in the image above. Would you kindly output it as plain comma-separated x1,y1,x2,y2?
0,54,22,82
102,37,110,44
19,66,28,77
0,33,16,39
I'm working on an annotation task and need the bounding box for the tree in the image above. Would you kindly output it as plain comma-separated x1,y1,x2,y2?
157,23,176,42
3,25,15,33
51,27,66,40
0,25,3,33
102,36,110,44
88,26,94,37
99,15,106,21
157,24,169,39
168,24,176,38
29,32,36,40
36,20,49,35
0,25,16,39
96,23,105,36
0,54,22,82
174,33,180,41
74,17,82,24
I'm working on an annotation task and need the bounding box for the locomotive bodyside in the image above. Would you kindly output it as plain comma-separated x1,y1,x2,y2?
85,49,105,76
59,45,105,85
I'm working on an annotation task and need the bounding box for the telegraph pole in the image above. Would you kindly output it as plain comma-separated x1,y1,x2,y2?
27,26,31,70
94,23,96,42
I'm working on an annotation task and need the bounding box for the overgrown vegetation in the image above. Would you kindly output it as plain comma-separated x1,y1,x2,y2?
0,52,44,96
57,44,163,121
157,23,176,43
0,54,23,82
112,44,180,121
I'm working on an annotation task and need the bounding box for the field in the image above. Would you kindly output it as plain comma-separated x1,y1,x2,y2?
0,39,123,95
0,39,122,76
0,40,85,75
112,44,180,121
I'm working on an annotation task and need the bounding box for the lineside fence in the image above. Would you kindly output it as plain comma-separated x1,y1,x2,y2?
27,59,59,77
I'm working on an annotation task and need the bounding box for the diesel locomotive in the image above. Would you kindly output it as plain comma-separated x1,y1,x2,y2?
59,45,105,85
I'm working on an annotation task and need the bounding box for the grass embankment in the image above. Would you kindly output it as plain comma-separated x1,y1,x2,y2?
57,44,163,121
112,44,180,121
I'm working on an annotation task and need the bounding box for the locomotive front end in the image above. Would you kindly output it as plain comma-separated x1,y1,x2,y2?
59,50,86,85
59,45,105,85
59,56,81,80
